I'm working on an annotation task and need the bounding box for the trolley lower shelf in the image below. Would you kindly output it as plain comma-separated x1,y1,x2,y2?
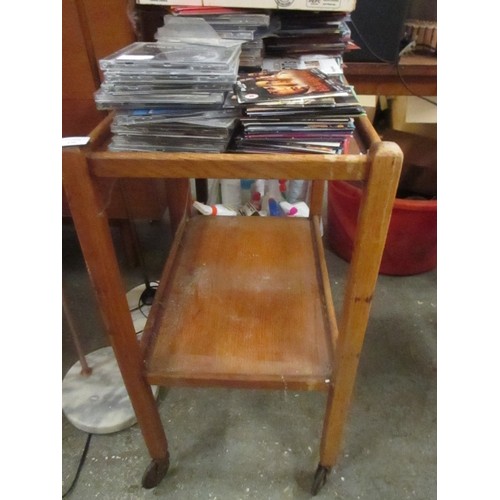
142,215,337,391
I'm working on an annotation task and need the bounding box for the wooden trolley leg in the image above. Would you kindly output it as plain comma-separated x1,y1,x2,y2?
63,148,170,488
314,142,403,495
164,178,191,236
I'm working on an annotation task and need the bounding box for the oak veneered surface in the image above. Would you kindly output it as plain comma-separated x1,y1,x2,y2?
144,215,336,390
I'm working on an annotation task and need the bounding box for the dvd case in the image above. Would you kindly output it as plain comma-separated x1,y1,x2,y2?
234,69,351,104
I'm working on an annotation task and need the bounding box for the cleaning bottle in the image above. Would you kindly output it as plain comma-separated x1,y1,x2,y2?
264,179,287,216
193,201,237,216
287,180,309,203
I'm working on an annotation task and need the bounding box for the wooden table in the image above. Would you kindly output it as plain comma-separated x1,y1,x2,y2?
343,54,437,96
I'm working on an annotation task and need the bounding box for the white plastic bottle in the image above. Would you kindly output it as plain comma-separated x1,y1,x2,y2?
287,180,309,203
220,179,242,210
193,201,237,216
279,201,310,217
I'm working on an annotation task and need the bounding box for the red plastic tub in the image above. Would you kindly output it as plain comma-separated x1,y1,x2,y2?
327,181,437,276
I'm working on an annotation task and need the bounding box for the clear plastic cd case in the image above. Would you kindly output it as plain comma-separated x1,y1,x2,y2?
100,41,241,73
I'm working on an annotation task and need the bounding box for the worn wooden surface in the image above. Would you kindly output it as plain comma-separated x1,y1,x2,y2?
62,147,169,461
143,216,335,391
319,141,403,467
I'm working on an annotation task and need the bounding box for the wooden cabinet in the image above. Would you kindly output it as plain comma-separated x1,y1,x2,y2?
62,0,135,137
62,0,188,254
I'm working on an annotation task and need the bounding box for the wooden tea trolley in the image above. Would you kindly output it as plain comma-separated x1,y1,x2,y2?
62,113,402,495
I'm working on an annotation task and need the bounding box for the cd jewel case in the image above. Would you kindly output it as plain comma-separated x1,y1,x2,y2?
99,41,242,73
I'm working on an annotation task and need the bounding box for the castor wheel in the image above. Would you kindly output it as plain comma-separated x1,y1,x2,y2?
311,464,330,496
141,456,170,489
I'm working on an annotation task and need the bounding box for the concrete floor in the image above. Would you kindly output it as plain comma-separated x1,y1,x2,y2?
62,211,436,499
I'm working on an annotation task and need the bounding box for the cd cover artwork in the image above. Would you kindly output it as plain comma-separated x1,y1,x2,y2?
234,69,351,104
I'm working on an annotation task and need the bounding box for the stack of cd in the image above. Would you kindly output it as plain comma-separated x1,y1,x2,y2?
223,9,365,155
263,10,353,57
165,7,278,70
261,10,359,76
230,68,363,154
94,18,243,152
95,41,241,110
235,39,266,71
163,9,273,41
109,108,240,153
